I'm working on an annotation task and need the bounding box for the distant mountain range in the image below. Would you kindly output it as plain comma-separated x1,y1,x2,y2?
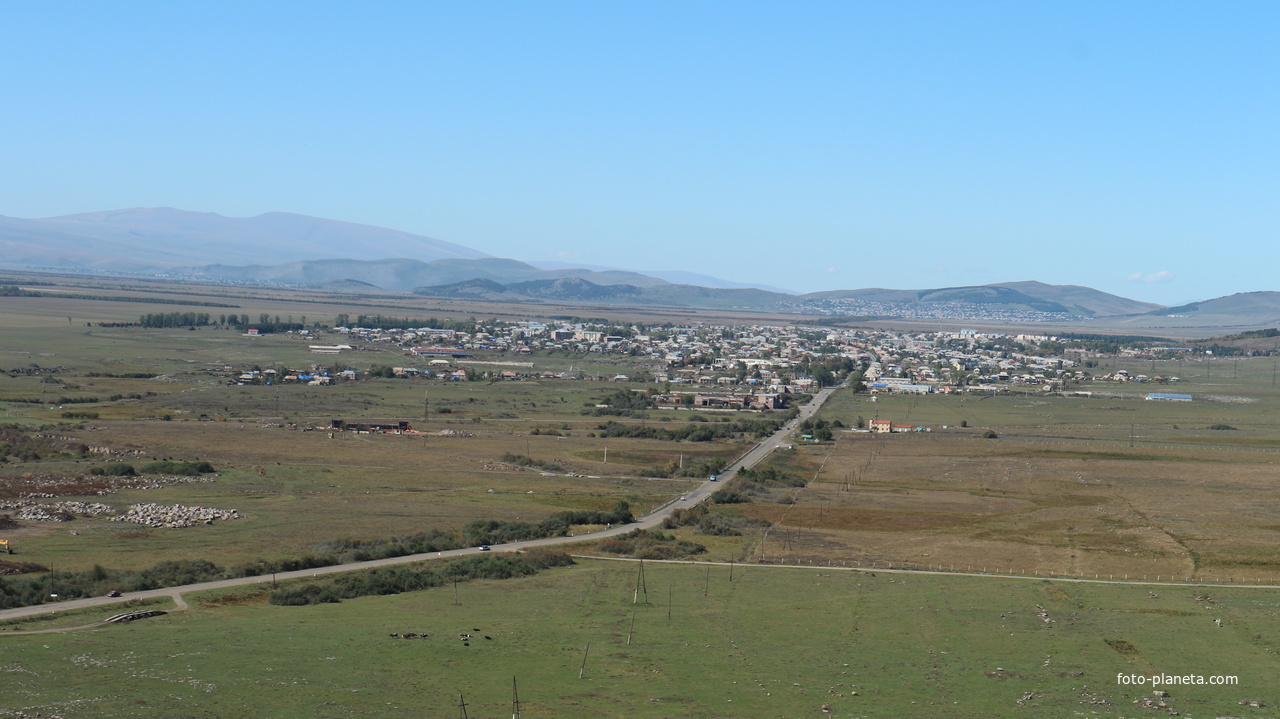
0,207,486,271
411,276,1159,317
191,257,674,292
526,261,797,294
1139,292,1280,326
413,276,790,310
4,207,1280,330
0,207,769,294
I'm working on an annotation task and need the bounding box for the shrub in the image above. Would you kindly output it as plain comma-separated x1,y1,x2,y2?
267,551,576,605
269,583,341,606
89,464,136,477
500,453,564,472
594,529,705,559
710,488,749,504
139,460,216,474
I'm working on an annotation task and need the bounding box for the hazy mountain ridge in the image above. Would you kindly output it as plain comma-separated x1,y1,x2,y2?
802,281,1161,317
408,275,1162,318
190,257,672,292
0,207,796,295
414,276,788,309
1156,291,1280,316
528,261,797,294
0,207,487,272
19,206,1279,326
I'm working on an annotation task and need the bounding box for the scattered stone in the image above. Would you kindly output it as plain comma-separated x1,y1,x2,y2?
1133,694,1178,714
109,503,240,528
0,500,115,521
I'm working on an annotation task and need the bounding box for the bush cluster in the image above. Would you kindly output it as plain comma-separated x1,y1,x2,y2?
710,466,806,505
0,559,226,609
662,506,768,536
319,502,634,563
139,460,217,474
0,424,90,462
268,550,575,606
0,502,631,610
595,529,706,559
88,460,216,477
596,417,785,443
500,452,565,473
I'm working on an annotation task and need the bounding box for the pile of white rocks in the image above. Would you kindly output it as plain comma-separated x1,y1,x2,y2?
109,502,241,529
113,475,219,493
0,499,116,521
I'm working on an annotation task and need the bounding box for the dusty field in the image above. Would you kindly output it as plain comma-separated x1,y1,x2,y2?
745,430,1280,582
0,418,713,570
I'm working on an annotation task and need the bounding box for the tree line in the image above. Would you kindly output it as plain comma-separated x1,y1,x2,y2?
137,312,310,331
269,550,574,606
334,314,486,331
0,502,634,610
596,416,787,442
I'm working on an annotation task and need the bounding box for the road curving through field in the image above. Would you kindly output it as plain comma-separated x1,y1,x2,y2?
0,384,845,626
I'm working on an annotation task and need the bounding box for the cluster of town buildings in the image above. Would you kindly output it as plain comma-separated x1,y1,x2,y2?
224,322,1194,405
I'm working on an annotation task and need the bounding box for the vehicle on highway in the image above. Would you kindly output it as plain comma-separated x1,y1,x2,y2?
709,475,717,481
106,589,122,598
477,545,491,551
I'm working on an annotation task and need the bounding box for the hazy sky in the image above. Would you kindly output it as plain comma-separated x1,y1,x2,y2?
3,2,1277,305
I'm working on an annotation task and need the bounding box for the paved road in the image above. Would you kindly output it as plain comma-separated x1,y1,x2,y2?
0,384,844,625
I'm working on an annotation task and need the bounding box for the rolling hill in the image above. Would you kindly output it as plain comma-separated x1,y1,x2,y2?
5,206,1233,324
0,207,487,272
190,257,673,292
801,282,1162,317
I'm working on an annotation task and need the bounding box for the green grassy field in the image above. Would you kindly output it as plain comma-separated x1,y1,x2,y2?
7,276,1280,717
3,558,1276,718
0,281,754,572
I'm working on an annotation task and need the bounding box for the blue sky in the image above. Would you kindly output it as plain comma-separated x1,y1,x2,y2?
2,2,1277,305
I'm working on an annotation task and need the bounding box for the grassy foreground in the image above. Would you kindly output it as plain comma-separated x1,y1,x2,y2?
3,558,1277,718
